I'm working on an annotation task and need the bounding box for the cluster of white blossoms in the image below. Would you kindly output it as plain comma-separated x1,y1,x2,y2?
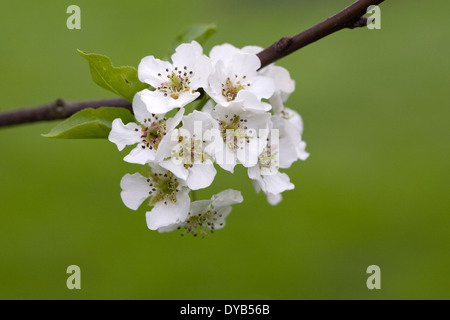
108,41,309,236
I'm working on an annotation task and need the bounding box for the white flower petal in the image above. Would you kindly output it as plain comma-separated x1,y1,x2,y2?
262,65,295,99
244,109,272,133
167,91,200,111
171,41,203,70
248,165,262,181
146,190,190,230
269,92,285,115
166,108,185,132
181,110,218,133
205,60,228,101
189,200,212,216
201,98,216,115
283,107,303,134
212,206,232,230
234,91,271,111
132,91,155,123
242,45,264,55
171,41,212,89
138,56,172,88
210,43,241,64
123,145,156,164
266,193,282,206
108,119,141,151
296,141,310,161
229,52,261,77
272,114,308,168
159,158,189,181
214,144,237,173
186,161,217,190
157,222,183,233
263,172,294,195
252,180,262,194
246,75,275,100
211,189,244,208
273,116,301,168
139,89,172,114
155,129,179,162
189,54,213,89
120,173,152,210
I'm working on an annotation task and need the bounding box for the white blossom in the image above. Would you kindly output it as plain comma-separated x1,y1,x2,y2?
248,141,295,206
137,41,212,114
120,164,190,230
203,101,271,172
108,92,184,165
109,40,310,231
157,110,219,190
205,43,275,111
242,45,295,102
271,93,309,168
159,189,244,236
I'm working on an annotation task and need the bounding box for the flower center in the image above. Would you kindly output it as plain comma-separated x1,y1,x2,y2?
221,75,249,102
157,66,193,99
138,114,167,150
218,114,250,150
171,134,209,168
179,207,223,237
146,171,180,206
258,143,279,175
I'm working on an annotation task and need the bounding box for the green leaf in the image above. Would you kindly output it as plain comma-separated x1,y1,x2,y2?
42,107,136,139
169,24,217,56
184,93,211,114
78,50,150,102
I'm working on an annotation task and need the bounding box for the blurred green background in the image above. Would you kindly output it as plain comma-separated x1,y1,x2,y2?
0,0,449,299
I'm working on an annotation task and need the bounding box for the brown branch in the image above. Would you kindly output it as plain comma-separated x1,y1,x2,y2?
0,0,384,128
0,98,131,127
257,0,385,69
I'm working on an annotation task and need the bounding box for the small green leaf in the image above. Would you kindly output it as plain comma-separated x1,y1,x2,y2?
42,107,136,139
184,93,211,114
78,50,150,102
169,24,217,56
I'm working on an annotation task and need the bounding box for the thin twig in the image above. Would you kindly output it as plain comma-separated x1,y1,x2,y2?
0,98,131,127
0,0,384,128
257,0,385,69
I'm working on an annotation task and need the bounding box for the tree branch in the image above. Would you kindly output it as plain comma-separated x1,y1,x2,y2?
0,0,384,128
0,98,131,127
257,0,385,69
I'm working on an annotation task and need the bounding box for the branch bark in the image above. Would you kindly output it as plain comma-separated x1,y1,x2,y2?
257,0,385,69
0,0,384,128
0,98,131,127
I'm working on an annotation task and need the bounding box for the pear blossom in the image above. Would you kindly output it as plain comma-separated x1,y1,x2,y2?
108,92,184,165
157,110,219,190
247,93,309,205
271,93,309,168
248,141,295,206
203,101,272,172
242,45,295,102
120,164,190,230
205,43,275,111
159,189,244,236
108,40,310,233
252,182,283,206
137,41,212,114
